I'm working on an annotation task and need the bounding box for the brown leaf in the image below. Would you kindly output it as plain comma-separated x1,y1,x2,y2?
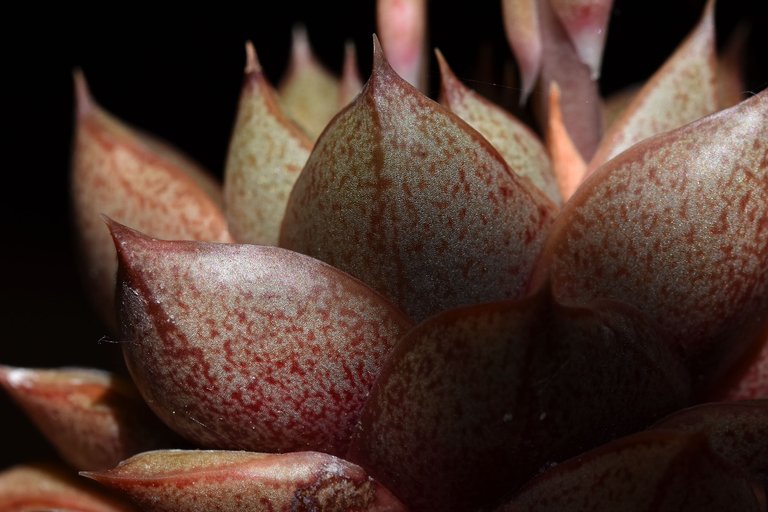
223,42,313,245
587,0,717,173
0,366,176,470
112,221,412,455
0,463,137,512
83,450,406,512
71,73,231,331
436,49,561,205
280,37,557,322
348,291,690,511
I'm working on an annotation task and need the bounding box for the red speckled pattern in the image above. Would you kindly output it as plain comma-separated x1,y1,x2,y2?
436,50,561,205
347,292,690,511
111,223,412,456
588,0,717,173
499,430,761,512
535,91,768,361
71,77,232,330
0,464,137,512
280,38,557,322
224,43,313,246
651,399,768,479
0,366,174,471
84,450,406,512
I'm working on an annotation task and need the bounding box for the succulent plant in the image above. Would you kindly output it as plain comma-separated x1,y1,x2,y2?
3,1,768,511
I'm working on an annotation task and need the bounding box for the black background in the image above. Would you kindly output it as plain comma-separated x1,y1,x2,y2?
2,1,766,471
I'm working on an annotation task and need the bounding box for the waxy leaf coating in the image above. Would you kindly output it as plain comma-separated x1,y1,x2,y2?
224,42,313,245
348,292,690,511
112,222,412,456
588,0,717,172
71,73,231,330
83,450,406,512
534,90,768,380
0,366,174,470
281,38,557,322
436,49,561,205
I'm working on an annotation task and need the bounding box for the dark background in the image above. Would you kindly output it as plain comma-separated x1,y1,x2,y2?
2,1,766,471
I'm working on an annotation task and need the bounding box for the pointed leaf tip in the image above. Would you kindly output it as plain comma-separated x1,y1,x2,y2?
116,230,412,454
73,68,94,118
244,41,261,74
82,450,406,512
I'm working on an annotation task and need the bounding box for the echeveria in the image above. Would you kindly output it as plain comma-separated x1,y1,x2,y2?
3,2,767,511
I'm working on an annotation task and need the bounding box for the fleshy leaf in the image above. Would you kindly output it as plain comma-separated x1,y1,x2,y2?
223,42,313,245
502,0,541,103
0,463,137,512
377,0,427,90
111,221,412,456
721,324,768,400
498,430,761,512
0,366,175,471
588,0,717,172
549,0,613,79
280,37,557,322
339,40,364,108
651,400,768,480
534,0,603,161
436,49,561,204
71,73,232,331
278,25,340,140
546,82,586,201
347,291,690,511
532,90,768,382
83,450,406,512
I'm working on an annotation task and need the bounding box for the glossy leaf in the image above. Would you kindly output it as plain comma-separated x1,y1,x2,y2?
112,221,412,455
71,73,231,331
348,291,690,511
532,90,768,381
0,366,175,470
499,430,761,512
83,450,406,512
280,37,557,321
436,49,561,204
278,25,340,140
223,42,313,245
588,0,717,172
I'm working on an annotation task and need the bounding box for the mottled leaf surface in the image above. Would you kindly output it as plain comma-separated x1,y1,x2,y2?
112,222,412,456
84,450,406,512
281,39,557,322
